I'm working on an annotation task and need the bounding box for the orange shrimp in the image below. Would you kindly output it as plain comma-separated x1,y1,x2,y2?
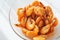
45,6,53,22
17,8,25,22
22,25,39,38
35,17,42,24
52,17,58,27
20,17,27,27
40,24,51,34
26,6,34,16
32,1,44,7
33,35,46,40
26,18,35,30
45,19,49,25
38,20,44,28
34,6,45,16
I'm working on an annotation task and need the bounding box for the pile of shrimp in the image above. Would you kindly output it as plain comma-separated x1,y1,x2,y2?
15,1,58,40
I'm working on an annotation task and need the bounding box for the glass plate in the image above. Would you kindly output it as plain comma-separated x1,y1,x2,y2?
9,0,60,40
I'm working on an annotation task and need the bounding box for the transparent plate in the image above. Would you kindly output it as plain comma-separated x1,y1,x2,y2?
9,0,60,40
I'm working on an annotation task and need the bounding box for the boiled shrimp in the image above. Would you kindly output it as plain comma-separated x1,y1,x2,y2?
36,17,41,24
33,35,46,40
38,20,44,28
22,25,39,38
20,17,27,27
52,17,58,27
34,6,45,16
45,6,53,22
26,6,34,16
17,8,25,22
26,18,35,30
32,1,44,7
45,19,49,25
40,24,51,34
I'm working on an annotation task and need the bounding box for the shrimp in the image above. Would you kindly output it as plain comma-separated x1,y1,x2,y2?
45,19,49,25
17,8,25,22
22,28,28,34
52,17,58,27
32,1,44,7
26,18,35,30
33,25,39,33
31,13,37,20
26,6,34,16
38,20,44,28
22,25,39,38
34,6,45,16
40,24,51,34
45,6,53,22
33,35,46,40
47,18,58,34
35,17,42,24
25,5,31,10
48,17,58,33
20,17,27,27
45,6,52,12
48,11,53,22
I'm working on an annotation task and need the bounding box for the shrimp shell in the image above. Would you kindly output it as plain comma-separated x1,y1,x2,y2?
34,6,45,16
26,6,34,16
22,25,39,38
20,17,27,27
26,18,35,30
40,24,51,34
17,8,25,22
33,35,46,40
36,17,42,24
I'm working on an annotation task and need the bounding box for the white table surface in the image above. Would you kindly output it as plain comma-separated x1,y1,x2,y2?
0,0,23,40
0,12,23,40
0,0,60,40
